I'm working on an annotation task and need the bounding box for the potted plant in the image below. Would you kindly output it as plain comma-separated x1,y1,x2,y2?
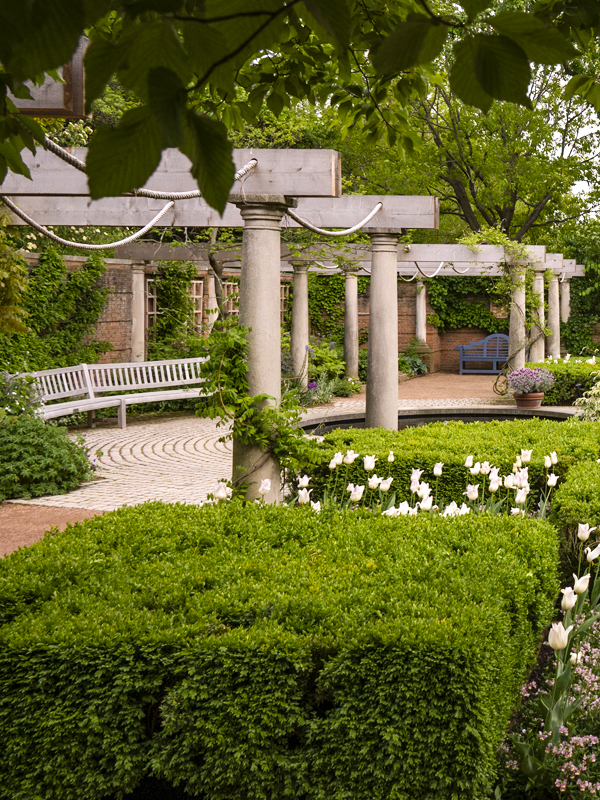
507,367,556,409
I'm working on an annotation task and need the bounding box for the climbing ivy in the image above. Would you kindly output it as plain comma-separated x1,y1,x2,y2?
0,247,111,372
561,272,599,355
0,214,28,335
425,276,509,333
146,261,203,360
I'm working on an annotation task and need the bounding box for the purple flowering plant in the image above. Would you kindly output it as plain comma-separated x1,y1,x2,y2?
508,367,556,395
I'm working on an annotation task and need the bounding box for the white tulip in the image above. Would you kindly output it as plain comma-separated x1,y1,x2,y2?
511,508,524,517
504,474,515,489
349,485,365,503
382,506,397,517
480,461,491,475
464,484,479,502
578,523,597,541
561,586,577,610
586,356,596,365
442,501,459,517
470,462,481,475
515,488,528,505
419,495,434,511
408,506,419,516
465,455,474,468
564,354,571,362
388,450,395,463
571,651,583,666
213,482,229,501
544,455,552,469
515,456,522,468
328,458,338,470
547,621,573,651
489,467,500,481
258,479,271,496
343,450,358,465
368,474,382,490
417,481,431,499
379,477,393,492
433,462,444,477
310,500,321,513
489,477,502,493
363,455,377,472
573,573,591,594
347,483,355,493
550,451,558,465
410,480,420,494
397,501,411,515
547,473,558,487
297,488,312,505
298,474,311,488
459,503,471,515
586,543,600,562
334,452,344,466
521,449,533,463
411,468,424,482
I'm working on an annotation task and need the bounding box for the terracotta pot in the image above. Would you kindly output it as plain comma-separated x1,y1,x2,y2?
514,392,544,409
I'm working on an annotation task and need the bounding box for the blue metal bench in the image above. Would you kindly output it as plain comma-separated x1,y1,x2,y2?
455,333,509,375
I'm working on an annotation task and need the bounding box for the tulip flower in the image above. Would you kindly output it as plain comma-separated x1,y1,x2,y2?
489,477,502,493
464,484,479,502
504,474,515,489
586,543,600,562
470,462,481,475
258,479,271,496
544,455,552,469
310,500,321,513
561,586,577,611
464,455,474,468
213,482,229,501
408,506,419,516
550,451,558,465
511,508,524,517
297,488,312,505
410,480,420,494
564,354,571,362
433,462,444,477
347,483,355,493
480,461,491,475
515,488,528,505
328,458,338,470
573,573,591,594
397,501,411,515
343,450,358,465
379,477,393,492
515,455,522,468
368,474,382,490
298,475,311,488
411,468,424,482
459,503,471,515
363,455,377,472
578,523,597,541
547,473,558,487
570,651,583,666
334,452,344,466
547,621,573,651
349,485,365,503
388,451,395,463
521,449,533,463
489,466,499,481
419,495,434,511
382,506,397,517
417,482,431,499
442,501,459,517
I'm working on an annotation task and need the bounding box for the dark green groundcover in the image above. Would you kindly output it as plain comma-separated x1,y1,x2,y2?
0,502,559,800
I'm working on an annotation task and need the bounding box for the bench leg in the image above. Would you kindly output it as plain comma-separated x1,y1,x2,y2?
118,400,127,429
87,409,96,428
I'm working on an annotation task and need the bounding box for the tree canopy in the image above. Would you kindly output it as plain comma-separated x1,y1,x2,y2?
0,0,593,211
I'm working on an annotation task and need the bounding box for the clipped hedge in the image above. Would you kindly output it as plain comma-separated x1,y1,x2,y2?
0,502,558,800
0,416,92,501
553,459,600,530
526,360,598,405
308,418,600,506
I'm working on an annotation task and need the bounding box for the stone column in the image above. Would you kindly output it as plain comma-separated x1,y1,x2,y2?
508,265,527,371
366,230,399,430
343,267,360,381
231,195,293,504
290,261,309,388
205,268,219,333
560,279,571,323
412,278,433,372
547,272,561,359
131,262,147,362
529,268,546,364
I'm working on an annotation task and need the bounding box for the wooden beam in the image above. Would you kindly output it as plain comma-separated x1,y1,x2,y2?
2,194,438,229
397,244,546,263
2,148,342,197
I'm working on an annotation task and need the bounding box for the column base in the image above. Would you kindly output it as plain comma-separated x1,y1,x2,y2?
411,342,433,373
232,437,281,504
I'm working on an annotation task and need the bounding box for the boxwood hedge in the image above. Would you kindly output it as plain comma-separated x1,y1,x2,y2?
0,502,558,800
307,418,600,506
526,360,598,406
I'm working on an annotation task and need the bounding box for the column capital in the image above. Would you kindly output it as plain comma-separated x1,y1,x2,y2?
290,261,310,273
236,200,291,231
369,230,400,253
131,260,149,273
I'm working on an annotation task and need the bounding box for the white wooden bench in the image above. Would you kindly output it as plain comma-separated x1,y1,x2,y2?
31,358,209,429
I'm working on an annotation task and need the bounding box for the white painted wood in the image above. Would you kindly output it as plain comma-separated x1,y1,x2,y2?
2,148,342,197
397,244,546,263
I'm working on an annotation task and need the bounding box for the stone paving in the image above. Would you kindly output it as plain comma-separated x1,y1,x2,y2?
14,395,508,512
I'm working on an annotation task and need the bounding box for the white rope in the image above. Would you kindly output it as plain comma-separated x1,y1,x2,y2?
285,202,383,237
415,261,445,278
1,195,175,250
398,271,418,282
452,265,470,274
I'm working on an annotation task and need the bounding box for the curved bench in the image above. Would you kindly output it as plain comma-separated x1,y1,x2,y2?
31,357,209,429
455,333,509,375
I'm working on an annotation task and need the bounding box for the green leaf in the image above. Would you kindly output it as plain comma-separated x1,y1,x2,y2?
0,141,31,178
147,67,186,148
488,12,579,64
303,0,352,49
460,0,494,22
86,105,163,199
182,111,235,214
449,37,493,113
84,36,125,114
474,34,531,106
266,91,284,117
372,15,449,74
179,21,229,77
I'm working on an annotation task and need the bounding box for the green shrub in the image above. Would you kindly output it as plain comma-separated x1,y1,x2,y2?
0,502,558,800
306,419,600,507
308,340,345,381
0,416,93,500
526,360,598,406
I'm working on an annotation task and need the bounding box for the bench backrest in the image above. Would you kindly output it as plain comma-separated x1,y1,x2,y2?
461,334,509,358
32,364,92,402
87,357,208,394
